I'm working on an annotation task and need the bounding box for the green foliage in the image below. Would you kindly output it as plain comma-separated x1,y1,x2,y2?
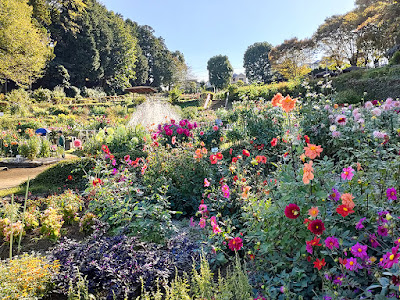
25,158,93,191
138,253,252,300
243,42,273,83
207,55,234,89
0,0,53,86
390,51,400,65
67,267,95,300
169,87,183,104
144,145,210,216
331,65,400,101
32,88,52,102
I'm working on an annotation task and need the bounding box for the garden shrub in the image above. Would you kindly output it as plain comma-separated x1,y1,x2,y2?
81,87,106,99
390,51,400,65
32,88,52,102
0,253,59,300
169,87,183,103
48,227,200,299
65,86,81,98
138,253,252,300
52,86,66,99
25,158,93,191
83,125,148,159
5,88,30,104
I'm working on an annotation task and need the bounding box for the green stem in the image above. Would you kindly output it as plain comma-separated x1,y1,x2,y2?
9,194,14,259
18,177,30,254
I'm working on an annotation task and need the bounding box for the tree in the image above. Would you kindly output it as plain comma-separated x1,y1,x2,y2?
313,13,362,67
269,38,314,80
207,55,233,89
243,42,273,83
0,0,53,87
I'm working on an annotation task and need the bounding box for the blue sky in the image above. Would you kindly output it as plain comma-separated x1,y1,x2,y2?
100,0,355,81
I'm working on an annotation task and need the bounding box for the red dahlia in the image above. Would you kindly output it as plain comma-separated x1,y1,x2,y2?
308,219,325,235
242,149,250,157
284,203,300,219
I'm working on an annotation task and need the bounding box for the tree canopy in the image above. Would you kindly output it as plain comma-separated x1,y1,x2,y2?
207,55,233,90
0,0,53,87
243,42,273,83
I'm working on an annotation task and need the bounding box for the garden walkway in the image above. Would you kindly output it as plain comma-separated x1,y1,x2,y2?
0,155,77,190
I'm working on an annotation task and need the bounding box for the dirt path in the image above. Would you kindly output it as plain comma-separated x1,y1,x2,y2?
0,165,52,190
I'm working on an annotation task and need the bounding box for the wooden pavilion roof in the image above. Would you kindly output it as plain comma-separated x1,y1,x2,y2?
125,86,157,94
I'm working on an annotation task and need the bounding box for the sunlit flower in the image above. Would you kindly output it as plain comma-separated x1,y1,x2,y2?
335,115,347,125
303,161,314,184
281,95,297,113
284,203,300,219
228,237,243,251
341,166,355,181
304,144,323,159
242,149,250,157
336,205,354,217
386,188,397,201
308,207,319,218
204,178,210,187
371,107,382,116
270,138,278,147
271,93,283,107
351,242,368,259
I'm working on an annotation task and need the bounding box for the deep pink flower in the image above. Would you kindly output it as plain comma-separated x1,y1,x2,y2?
345,257,362,271
228,237,243,251
204,178,210,187
73,139,82,148
387,188,397,201
190,217,196,227
325,236,339,250
329,188,341,201
356,217,366,230
341,167,355,181
369,234,380,248
379,245,400,269
199,218,206,228
212,225,222,234
378,226,388,237
351,242,368,259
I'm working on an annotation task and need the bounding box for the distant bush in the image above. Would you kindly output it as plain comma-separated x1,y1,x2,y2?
390,50,400,65
81,87,106,99
52,86,66,99
32,88,52,102
169,87,183,103
65,86,81,98
334,89,363,104
5,89,30,104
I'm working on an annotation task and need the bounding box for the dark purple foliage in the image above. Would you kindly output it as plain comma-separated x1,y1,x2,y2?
48,228,199,299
